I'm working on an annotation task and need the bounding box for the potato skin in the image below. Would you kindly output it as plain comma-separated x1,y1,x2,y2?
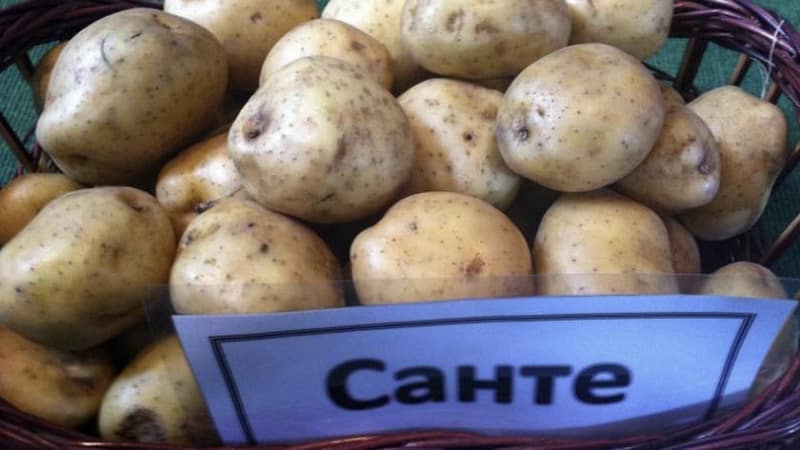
260,18,393,90
164,0,319,92
35,9,227,185
0,187,175,350
616,105,720,212
497,44,665,192
663,216,700,274
170,198,344,314
322,0,427,92
229,57,414,223
401,0,571,79
533,190,678,296
156,132,242,237
351,192,533,304
98,336,218,445
0,173,83,244
32,42,67,111
680,87,787,241
398,79,520,209
566,0,673,59
0,326,114,428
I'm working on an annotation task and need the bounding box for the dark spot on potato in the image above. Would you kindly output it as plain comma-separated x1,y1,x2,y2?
698,162,712,175
115,408,166,442
463,131,475,142
446,10,465,33
465,255,485,280
250,12,263,23
247,222,256,228
409,222,418,232
475,20,499,34
350,40,366,51
245,110,270,140
129,31,143,40
152,14,173,31
481,107,497,121
516,126,530,142
100,35,113,69
193,201,215,214
260,243,270,254
334,136,350,166
14,286,22,294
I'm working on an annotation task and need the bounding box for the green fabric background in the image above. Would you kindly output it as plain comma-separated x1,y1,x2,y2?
2,0,800,274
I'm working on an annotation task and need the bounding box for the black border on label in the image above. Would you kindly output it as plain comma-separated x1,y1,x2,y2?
207,312,754,445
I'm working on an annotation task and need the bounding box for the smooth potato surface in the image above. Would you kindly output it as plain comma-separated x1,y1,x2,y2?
401,0,571,79
351,192,533,304
0,173,83,244
0,326,115,428
164,0,319,91
399,79,520,209
681,87,787,241
156,132,242,237
533,190,678,295
663,216,700,274
229,57,414,223
566,0,673,59
616,105,720,212
35,9,227,185
170,198,344,314
496,43,665,192
322,0,428,92
0,187,175,350
260,18,393,89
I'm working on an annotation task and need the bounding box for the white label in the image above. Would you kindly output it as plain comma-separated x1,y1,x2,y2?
174,295,797,445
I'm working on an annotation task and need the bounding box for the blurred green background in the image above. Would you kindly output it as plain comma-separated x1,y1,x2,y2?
2,0,800,274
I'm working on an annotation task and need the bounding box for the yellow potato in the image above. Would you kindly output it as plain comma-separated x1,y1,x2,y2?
35,9,227,185
533,190,678,296
260,18,393,90
398,79,520,209
680,87,787,241
156,132,242,237
164,0,319,92
663,216,700,274
401,0,571,79
170,198,344,314
0,326,114,428
0,173,82,244
497,43,665,192
322,0,427,92
660,83,686,111
0,187,175,350
616,105,720,212
351,192,533,304
229,57,414,223
697,262,797,397
32,41,67,111
566,0,673,59
99,336,218,445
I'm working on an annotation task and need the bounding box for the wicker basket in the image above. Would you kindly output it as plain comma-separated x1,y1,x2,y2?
1,0,800,449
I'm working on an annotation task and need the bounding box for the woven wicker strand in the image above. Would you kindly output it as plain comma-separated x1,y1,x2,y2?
1,0,800,449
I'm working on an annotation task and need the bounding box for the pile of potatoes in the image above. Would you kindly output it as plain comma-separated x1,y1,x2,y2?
0,0,797,446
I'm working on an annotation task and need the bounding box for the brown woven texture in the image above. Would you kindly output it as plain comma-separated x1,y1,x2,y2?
1,0,800,449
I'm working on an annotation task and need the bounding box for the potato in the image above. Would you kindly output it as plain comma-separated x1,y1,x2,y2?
164,0,318,92
322,0,427,92
0,326,114,428
660,83,686,111
398,79,520,209
0,187,175,350
351,192,533,304
0,173,82,244
615,104,720,212
170,198,344,314
156,132,242,237
663,217,701,275
32,41,67,111
99,336,218,445
680,87,787,241
400,0,571,79
260,18,393,90
565,0,673,59
35,9,227,185
229,56,414,223
496,43,666,192
533,190,678,296
697,262,798,397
